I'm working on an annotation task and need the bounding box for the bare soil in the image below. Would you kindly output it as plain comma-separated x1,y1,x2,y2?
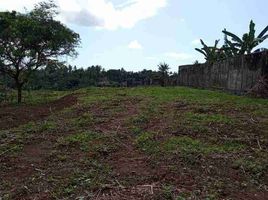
0,89,267,200
0,94,77,130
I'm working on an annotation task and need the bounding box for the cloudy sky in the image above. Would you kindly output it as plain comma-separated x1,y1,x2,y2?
1,0,268,72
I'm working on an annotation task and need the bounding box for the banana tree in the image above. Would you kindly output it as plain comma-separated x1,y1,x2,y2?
222,20,268,54
195,39,224,63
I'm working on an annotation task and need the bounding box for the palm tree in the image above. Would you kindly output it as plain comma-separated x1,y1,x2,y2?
195,39,224,63
158,62,170,87
222,20,268,54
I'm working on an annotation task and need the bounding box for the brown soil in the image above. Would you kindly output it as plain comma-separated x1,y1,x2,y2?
1,93,267,200
0,94,78,130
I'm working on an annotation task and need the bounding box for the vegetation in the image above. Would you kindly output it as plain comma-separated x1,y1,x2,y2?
0,0,267,198
158,62,170,86
0,87,267,199
195,39,224,63
0,1,80,103
196,20,268,62
0,63,179,100
223,20,268,55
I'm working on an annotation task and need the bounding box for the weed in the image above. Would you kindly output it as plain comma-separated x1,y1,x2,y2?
19,120,56,134
232,152,268,179
185,112,234,125
163,136,244,155
132,114,149,126
136,132,161,154
71,112,94,127
60,131,101,151
61,160,111,196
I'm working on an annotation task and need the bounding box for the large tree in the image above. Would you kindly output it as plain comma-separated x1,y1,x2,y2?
0,1,80,103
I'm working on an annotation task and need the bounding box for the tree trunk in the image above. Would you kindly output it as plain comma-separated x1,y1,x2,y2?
17,84,22,104
15,79,23,104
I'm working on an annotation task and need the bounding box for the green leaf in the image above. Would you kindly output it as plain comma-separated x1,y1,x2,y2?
257,25,268,39
222,30,243,44
200,39,208,49
195,48,207,57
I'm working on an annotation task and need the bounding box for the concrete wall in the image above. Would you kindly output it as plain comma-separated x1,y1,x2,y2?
178,51,268,94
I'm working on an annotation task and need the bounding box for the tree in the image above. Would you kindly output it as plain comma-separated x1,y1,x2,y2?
222,20,268,55
0,1,80,103
195,39,224,63
158,62,170,86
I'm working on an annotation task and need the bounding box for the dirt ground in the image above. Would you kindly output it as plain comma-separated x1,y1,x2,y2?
0,87,267,200
0,94,77,130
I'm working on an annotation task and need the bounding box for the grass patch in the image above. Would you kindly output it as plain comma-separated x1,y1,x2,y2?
71,112,94,127
59,131,101,152
163,136,244,155
52,160,112,197
136,132,244,157
185,112,234,125
2,90,69,105
132,114,150,126
0,143,23,156
19,120,57,134
232,151,268,179
136,132,161,154
58,131,117,155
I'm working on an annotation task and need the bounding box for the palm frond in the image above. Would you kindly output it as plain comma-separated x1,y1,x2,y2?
257,25,268,39
222,30,243,44
195,48,207,57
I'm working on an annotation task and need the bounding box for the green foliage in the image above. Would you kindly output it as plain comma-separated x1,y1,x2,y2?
158,62,170,86
0,1,80,103
196,20,268,62
223,20,268,54
195,39,224,63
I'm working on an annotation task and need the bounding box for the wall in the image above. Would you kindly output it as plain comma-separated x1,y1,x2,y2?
178,51,268,94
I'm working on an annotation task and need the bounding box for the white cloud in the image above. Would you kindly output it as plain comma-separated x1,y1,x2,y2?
0,0,40,11
191,39,201,45
59,0,167,30
128,40,143,49
0,0,167,30
165,52,192,60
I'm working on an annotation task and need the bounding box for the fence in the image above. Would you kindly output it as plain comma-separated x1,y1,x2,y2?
178,51,268,94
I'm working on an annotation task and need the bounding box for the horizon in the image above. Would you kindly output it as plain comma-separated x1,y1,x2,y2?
1,0,268,72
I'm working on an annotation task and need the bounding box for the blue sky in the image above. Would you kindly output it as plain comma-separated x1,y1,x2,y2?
1,0,268,72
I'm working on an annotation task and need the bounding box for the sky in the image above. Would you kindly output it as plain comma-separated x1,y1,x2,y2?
1,0,268,72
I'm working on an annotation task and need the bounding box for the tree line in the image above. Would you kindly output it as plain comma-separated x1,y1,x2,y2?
0,62,177,91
